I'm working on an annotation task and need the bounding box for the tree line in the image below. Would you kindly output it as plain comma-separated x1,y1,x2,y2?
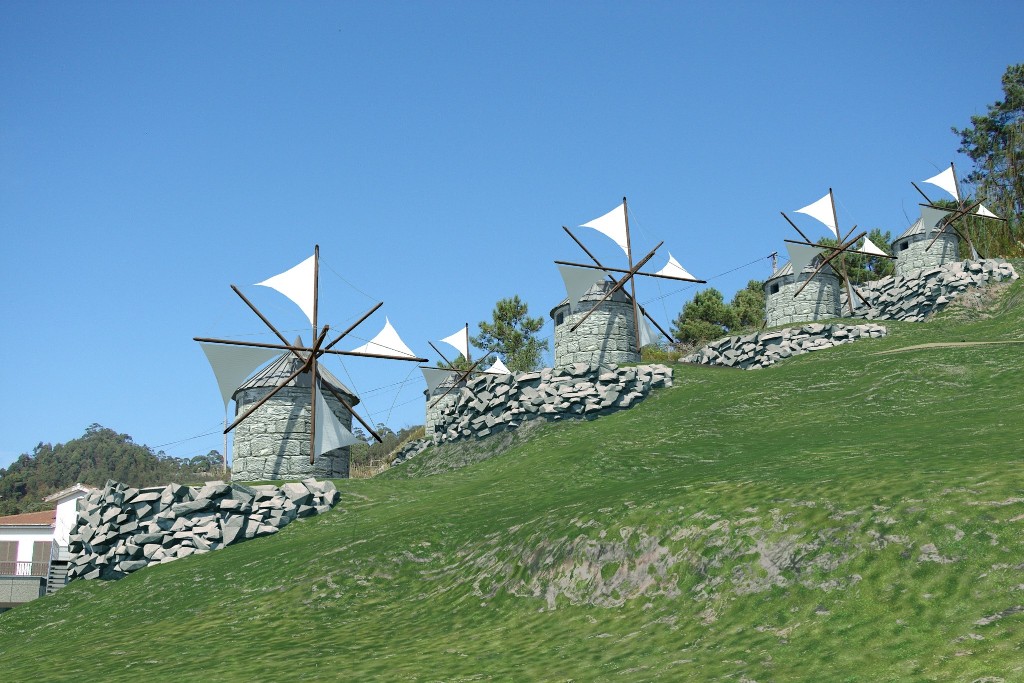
0,424,223,516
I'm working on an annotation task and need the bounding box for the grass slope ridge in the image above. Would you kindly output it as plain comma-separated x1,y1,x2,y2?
1,271,1022,682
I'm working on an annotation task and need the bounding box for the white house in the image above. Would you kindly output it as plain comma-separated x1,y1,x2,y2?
0,483,94,611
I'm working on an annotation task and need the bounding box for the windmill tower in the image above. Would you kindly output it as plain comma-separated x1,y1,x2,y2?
551,198,703,368
195,246,426,481
230,345,358,480
420,324,511,437
893,163,1006,277
765,189,891,326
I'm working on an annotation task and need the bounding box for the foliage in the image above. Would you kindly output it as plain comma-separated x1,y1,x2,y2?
0,424,223,516
818,228,895,284
1,269,1022,681
671,281,766,347
471,295,548,372
434,354,486,372
953,63,1024,257
671,288,736,346
729,279,766,329
348,423,423,468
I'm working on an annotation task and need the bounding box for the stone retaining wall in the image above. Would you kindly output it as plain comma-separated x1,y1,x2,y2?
844,259,1018,322
682,323,887,370
427,363,672,444
67,478,339,581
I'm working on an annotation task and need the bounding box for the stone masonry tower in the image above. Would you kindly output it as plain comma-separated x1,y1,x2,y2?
550,281,639,368
763,258,842,327
230,351,358,481
891,215,960,278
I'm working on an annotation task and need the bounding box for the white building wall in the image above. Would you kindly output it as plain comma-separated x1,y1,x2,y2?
54,496,85,547
0,527,54,564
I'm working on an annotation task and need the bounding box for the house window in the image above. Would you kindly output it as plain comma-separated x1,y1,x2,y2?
31,541,50,577
0,541,15,575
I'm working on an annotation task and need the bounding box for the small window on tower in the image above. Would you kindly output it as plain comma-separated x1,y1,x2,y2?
556,312,565,326
900,241,908,251
769,283,780,295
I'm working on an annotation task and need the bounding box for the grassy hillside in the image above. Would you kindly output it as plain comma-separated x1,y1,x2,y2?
1,273,1022,681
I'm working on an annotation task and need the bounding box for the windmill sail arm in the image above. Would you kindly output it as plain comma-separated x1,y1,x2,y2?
782,239,895,260
332,350,429,362
554,259,704,283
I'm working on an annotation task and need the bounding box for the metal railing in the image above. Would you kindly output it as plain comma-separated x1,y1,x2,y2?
0,560,50,577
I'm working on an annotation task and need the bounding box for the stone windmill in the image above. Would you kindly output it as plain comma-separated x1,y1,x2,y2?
766,189,894,326
894,162,1007,277
420,324,512,435
195,246,427,481
551,198,704,367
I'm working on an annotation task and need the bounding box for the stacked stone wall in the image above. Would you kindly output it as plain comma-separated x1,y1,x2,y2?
425,384,460,435
845,259,1017,322
232,386,351,481
425,363,672,445
683,323,887,370
764,271,842,327
893,232,958,277
66,478,340,581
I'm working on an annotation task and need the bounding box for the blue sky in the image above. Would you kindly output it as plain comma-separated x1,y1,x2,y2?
1,2,1020,469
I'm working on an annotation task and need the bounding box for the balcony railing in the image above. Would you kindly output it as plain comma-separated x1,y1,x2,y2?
0,561,50,577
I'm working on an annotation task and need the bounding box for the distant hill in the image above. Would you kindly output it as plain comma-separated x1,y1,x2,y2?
0,424,222,516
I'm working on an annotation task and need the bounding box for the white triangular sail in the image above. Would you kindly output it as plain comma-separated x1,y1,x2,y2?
581,202,630,257
558,264,608,311
638,316,657,347
349,317,417,358
860,236,888,257
919,205,954,237
199,342,281,408
314,386,361,455
255,254,316,326
922,165,960,202
484,358,512,375
420,367,457,394
795,192,838,237
976,204,999,219
440,327,470,361
654,253,696,281
785,242,823,275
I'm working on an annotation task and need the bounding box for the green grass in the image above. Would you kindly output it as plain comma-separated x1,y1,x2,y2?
2,269,1023,681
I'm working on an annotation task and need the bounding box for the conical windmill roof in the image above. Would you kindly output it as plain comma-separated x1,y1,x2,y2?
232,338,358,404
766,258,837,283
550,280,633,317
894,216,927,240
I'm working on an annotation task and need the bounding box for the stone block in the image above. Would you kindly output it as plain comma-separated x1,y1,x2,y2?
280,482,313,507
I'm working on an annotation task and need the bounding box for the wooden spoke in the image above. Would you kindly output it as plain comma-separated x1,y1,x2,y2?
429,358,486,409
569,242,663,333
552,260,705,283
224,325,329,434
561,226,679,342
321,301,383,353
231,285,297,353
323,384,382,444
911,182,933,204
782,240,896,260
780,212,813,244
792,231,866,298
